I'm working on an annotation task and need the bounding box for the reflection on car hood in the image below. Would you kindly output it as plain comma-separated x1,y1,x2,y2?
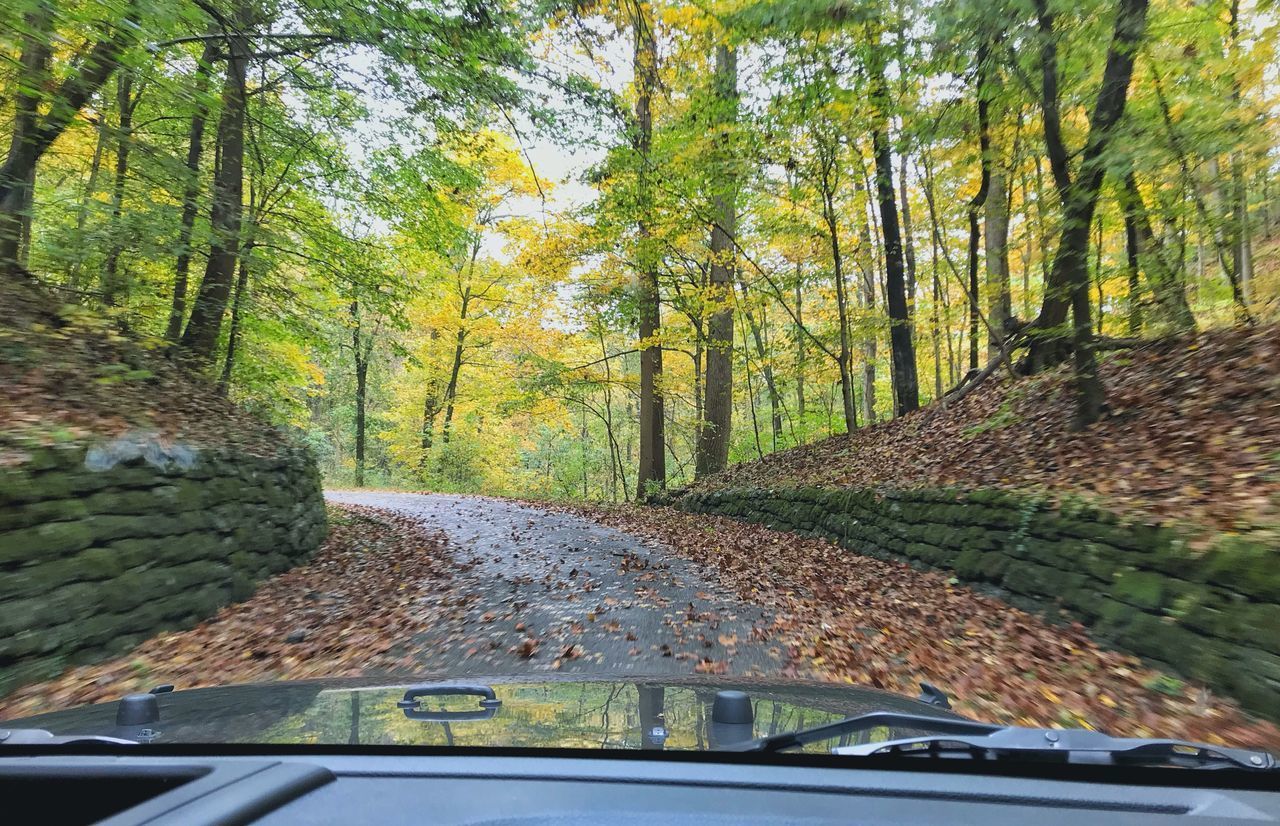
2,675,959,750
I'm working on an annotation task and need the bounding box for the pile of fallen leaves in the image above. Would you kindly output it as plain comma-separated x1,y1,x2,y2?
554,502,1280,750
0,269,291,464
689,324,1280,532
0,505,453,721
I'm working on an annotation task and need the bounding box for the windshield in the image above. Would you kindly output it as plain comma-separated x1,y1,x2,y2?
1,0,1279,763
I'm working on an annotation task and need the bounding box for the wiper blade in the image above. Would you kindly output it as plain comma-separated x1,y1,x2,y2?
833,727,1277,771
726,711,1003,752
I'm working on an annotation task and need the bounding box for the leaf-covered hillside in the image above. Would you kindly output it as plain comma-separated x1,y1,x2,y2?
685,325,1280,532
0,270,293,462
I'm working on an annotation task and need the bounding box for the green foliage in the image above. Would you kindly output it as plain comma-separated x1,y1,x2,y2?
4,0,1278,504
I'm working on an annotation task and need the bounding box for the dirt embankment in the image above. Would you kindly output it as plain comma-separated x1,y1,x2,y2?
691,325,1280,532
1,270,292,465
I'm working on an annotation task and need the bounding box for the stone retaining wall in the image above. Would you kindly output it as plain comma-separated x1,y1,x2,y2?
0,435,327,696
672,486,1280,719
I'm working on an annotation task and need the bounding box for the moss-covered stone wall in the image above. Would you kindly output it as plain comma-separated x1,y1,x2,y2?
673,487,1280,719
0,434,327,695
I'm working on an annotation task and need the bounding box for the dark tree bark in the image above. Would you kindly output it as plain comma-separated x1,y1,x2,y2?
181,7,250,363
350,299,371,488
1228,0,1252,307
218,239,254,391
870,120,919,416
985,169,1012,360
695,44,738,477
167,38,220,342
855,186,876,427
1027,0,1148,371
100,71,138,306
633,0,665,499
965,41,993,372
821,169,857,433
899,152,917,309
441,287,470,444
0,18,134,264
1027,0,1150,429
421,379,439,455
794,276,805,421
0,2,53,270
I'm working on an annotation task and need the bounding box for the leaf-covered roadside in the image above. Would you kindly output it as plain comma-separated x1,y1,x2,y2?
689,325,1280,533
0,505,454,721
0,271,292,464
550,501,1280,750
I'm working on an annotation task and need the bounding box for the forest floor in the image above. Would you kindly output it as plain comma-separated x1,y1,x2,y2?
2,493,1276,750
692,323,1280,533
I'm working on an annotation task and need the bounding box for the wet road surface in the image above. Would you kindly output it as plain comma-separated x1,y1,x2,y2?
324,491,786,677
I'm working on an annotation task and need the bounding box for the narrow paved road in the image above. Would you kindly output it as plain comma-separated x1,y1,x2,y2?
324,491,786,677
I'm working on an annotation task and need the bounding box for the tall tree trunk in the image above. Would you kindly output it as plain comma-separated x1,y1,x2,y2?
633,1,665,499
739,283,781,449
931,268,943,400
442,289,471,444
0,17,134,269
1119,170,1196,331
870,117,919,416
739,310,764,460
695,43,737,478
100,71,136,306
899,152,917,311
351,300,368,488
1093,214,1105,334
180,7,250,362
822,175,857,433
1228,0,1252,307
0,2,53,271
218,240,254,391
965,41,992,372
985,169,1012,359
855,199,876,426
794,274,805,421
167,38,219,342
1028,0,1149,428
421,386,438,453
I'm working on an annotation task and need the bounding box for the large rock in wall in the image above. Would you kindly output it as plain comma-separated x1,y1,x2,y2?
0,433,327,696
672,486,1280,720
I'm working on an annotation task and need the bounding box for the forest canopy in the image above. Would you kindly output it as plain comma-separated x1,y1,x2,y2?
2,0,1277,499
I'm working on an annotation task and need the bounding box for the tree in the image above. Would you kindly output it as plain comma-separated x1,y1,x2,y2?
180,2,252,362
167,37,220,342
866,25,919,416
632,0,666,499
694,42,738,476
1,6,137,273
1025,0,1150,429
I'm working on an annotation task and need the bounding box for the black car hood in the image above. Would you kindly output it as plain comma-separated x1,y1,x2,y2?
2,675,959,750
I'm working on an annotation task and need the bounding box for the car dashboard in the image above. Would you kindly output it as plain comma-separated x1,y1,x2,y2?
6,749,1280,826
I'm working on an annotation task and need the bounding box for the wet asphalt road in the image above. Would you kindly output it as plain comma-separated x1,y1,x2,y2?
324,491,786,678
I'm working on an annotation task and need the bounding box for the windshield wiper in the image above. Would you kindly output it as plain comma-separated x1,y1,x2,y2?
730,711,1276,771
726,711,1003,753
833,727,1277,771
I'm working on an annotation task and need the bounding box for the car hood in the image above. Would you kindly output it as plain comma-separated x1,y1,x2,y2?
1,675,959,750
